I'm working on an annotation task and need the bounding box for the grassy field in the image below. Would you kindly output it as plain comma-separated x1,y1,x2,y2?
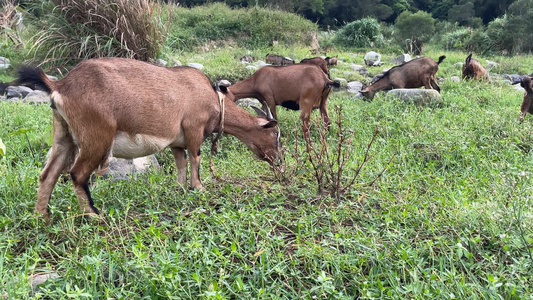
1,47,533,299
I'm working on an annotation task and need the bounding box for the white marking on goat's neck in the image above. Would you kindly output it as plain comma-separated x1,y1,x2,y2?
112,132,185,159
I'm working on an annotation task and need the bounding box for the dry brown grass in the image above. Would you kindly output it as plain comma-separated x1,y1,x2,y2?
32,0,167,68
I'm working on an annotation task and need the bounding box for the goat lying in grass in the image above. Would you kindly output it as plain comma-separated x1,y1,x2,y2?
462,53,490,81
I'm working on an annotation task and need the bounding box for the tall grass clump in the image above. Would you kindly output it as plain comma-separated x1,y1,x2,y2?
165,3,317,51
31,0,166,68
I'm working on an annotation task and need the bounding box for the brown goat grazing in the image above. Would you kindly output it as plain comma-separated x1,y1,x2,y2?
360,55,446,100
514,76,533,121
462,53,490,81
17,58,281,222
225,64,340,137
325,56,338,66
265,53,294,66
299,57,329,76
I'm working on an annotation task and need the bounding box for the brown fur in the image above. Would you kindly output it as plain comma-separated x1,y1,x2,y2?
299,57,329,76
360,55,445,100
518,76,533,121
225,64,339,137
462,53,490,81
265,53,294,66
17,57,281,222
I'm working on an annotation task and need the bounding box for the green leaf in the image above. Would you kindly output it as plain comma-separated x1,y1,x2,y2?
9,128,34,136
0,138,5,157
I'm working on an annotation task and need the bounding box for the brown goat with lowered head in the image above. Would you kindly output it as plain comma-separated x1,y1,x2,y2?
325,56,338,66
360,55,446,100
299,57,329,76
17,58,281,222
225,64,340,137
462,53,490,81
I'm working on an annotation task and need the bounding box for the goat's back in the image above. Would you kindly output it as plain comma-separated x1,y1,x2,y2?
387,57,439,87
54,58,220,136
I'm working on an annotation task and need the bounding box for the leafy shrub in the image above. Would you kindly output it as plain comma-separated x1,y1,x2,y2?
441,28,470,51
31,0,167,68
334,17,383,48
394,10,435,54
165,3,317,51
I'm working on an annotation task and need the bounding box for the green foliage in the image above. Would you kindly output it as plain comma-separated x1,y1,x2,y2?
394,10,435,54
30,0,167,69
334,17,384,48
165,3,317,51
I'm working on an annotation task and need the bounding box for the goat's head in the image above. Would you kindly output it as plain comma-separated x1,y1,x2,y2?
250,106,281,164
359,86,376,100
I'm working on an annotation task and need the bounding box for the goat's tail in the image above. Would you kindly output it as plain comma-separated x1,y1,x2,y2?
326,81,341,88
437,55,446,65
15,66,55,94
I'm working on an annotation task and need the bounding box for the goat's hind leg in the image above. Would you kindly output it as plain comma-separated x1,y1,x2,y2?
69,130,114,216
37,113,77,221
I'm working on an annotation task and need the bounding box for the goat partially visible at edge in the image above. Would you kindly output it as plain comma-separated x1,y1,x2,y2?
360,55,446,100
462,53,490,81
513,76,533,121
17,58,281,222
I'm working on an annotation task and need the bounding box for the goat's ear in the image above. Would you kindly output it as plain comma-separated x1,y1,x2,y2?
465,53,472,64
258,118,278,128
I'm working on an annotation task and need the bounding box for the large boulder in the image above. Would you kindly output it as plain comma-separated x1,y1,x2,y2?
391,54,411,65
101,155,160,181
6,86,33,99
386,89,441,105
346,81,363,94
364,51,382,66
23,90,50,104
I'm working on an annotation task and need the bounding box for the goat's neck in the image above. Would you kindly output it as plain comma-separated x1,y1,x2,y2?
229,78,260,100
218,101,261,142
369,78,393,92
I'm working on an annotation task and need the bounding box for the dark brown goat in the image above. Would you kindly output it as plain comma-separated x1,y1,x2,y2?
299,57,329,76
265,53,294,66
16,58,281,222
514,76,533,121
225,64,340,137
325,56,338,66
462,53,490,81
360,55,446,100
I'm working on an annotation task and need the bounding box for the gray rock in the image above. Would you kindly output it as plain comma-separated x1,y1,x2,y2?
391,54,411,65
386,89,442,105
359,68,370,77
351,64,364,71
333,78,347,87
155,58,167,66
449,76,461,82
30,272,60,292
240,55,254,63
486,60,498,69
346,81,363,94
23,90,50,104
514,84,525,92
6,86,33,99
454,62,463,68
217,80,232,87
502,74,527,84
255,60,269,67
187,63,204,70
102,155,159,181
47,75,58,81
171,59,182,66
364,51,382,66
0,57,10,69
245,65,258,71
236,98,261,107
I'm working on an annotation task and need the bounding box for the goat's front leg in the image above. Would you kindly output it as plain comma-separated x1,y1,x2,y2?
520,96,531,122
171,147,187,186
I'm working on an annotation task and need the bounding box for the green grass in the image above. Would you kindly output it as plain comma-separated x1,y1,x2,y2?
1,48,533,298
